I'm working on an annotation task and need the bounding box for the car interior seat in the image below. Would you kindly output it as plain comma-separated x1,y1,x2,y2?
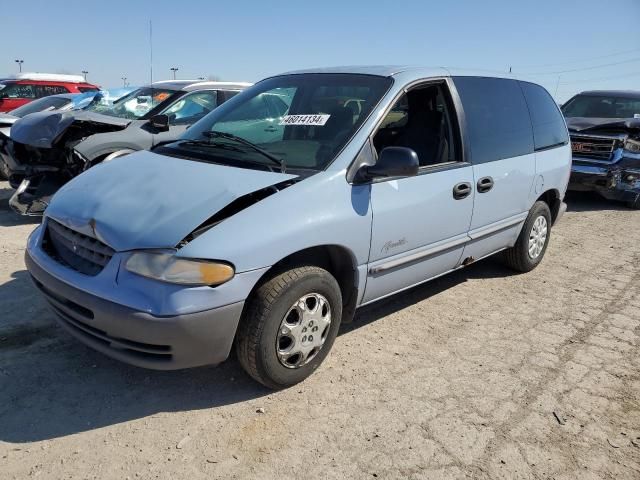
392,87,445,166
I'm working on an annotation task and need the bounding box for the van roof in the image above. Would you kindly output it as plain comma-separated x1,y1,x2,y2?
279,65,518,81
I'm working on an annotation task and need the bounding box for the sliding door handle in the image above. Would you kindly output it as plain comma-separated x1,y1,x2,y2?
453,182,472,200
477,176,494,193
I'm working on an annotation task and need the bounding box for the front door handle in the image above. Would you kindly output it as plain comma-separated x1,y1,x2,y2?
477,176,494,193
264,126,278,132
453,182,472,200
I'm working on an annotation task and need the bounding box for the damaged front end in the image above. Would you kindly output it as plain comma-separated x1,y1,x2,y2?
6,112,129,215
567,118,640,208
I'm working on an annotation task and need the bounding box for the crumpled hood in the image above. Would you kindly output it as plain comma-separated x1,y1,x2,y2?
45,150,296,251
10,110,131,148
566,116,640,133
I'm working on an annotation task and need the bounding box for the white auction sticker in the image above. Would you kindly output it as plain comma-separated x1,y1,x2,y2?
279,114,330,126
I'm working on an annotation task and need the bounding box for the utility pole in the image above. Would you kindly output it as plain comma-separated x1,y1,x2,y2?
15,59,24,73
121,76,127,87
554,75,561,97
82,70,89,81
170,67,179,80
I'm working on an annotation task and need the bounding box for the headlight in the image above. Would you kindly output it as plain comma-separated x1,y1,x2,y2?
125,252,234,286
624,139,640,153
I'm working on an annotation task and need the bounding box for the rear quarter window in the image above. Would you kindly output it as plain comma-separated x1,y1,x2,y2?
519,81,568,150
453,77,534,163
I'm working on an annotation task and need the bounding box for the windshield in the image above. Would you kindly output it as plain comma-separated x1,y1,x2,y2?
562,94,640,119
9,95,72,117
165,73,392,170
84,87,178,119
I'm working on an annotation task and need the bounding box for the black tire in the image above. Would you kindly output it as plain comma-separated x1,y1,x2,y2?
503,201,552,273
235,266,342,389
626,197,640,210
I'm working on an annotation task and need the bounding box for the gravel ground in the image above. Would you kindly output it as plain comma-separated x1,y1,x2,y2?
0,182,639,480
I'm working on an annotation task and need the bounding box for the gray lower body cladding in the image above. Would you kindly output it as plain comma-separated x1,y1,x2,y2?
25,251,244,370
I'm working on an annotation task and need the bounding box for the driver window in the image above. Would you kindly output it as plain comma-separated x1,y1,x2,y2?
373,84,458,167
164,91,218,125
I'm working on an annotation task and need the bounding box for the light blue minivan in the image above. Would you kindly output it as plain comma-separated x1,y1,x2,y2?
25,66,571,388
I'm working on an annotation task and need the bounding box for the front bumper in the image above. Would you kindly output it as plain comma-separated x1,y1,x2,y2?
26,250,245,370
568,161,640,204
9,177,59,216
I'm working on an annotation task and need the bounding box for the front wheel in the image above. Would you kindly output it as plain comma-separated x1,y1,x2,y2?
235,266,342,389
502,201,552,272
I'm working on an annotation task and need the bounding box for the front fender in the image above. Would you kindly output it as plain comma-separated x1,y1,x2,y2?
176,170,373,273
74,125,151,161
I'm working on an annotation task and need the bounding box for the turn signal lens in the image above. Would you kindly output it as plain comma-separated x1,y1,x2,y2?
125,252,234,286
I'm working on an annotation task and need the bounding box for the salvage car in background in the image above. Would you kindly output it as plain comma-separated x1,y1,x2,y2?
562,90,640,209
24,66,571,389
0,73,99,112
0,91,108,179
5,80,250,215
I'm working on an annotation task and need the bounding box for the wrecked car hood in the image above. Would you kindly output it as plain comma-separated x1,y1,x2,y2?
566,117,640,133
45,150,297,251
10,111,131,149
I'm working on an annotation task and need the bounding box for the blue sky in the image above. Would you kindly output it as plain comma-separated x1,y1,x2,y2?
3,0,640,101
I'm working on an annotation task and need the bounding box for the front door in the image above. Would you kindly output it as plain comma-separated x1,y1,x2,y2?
363,81,474,303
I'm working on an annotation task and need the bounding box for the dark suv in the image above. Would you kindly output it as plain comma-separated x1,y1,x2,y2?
562,90,640,208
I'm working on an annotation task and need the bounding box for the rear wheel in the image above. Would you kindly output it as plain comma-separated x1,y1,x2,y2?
503,201,552,272
235,266,342,389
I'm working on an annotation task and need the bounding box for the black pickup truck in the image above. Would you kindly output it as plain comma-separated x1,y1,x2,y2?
562,90,640,209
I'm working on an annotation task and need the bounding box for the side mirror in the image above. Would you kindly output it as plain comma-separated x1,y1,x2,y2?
149,114,169,131
361,146,419,181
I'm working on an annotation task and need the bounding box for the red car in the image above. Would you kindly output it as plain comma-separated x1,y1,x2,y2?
0,73,99,112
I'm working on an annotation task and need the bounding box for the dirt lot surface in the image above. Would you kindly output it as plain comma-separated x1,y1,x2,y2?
0,182,639,480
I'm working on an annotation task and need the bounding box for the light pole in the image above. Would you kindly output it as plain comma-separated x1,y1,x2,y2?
121,76,127,87
170,67,178,80
15,59,24,73
82,70,89,81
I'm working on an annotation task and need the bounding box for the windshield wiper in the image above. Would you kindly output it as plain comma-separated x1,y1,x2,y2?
203,130,286,172
172,139,277,172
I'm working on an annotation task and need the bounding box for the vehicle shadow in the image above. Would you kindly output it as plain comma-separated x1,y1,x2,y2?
565,191,631,212
0,186,41,226
0,257,513,444
0,271,269,444
344,256,515,334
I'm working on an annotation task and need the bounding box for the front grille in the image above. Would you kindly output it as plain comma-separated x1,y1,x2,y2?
570,134,620,162
43,219,115,276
